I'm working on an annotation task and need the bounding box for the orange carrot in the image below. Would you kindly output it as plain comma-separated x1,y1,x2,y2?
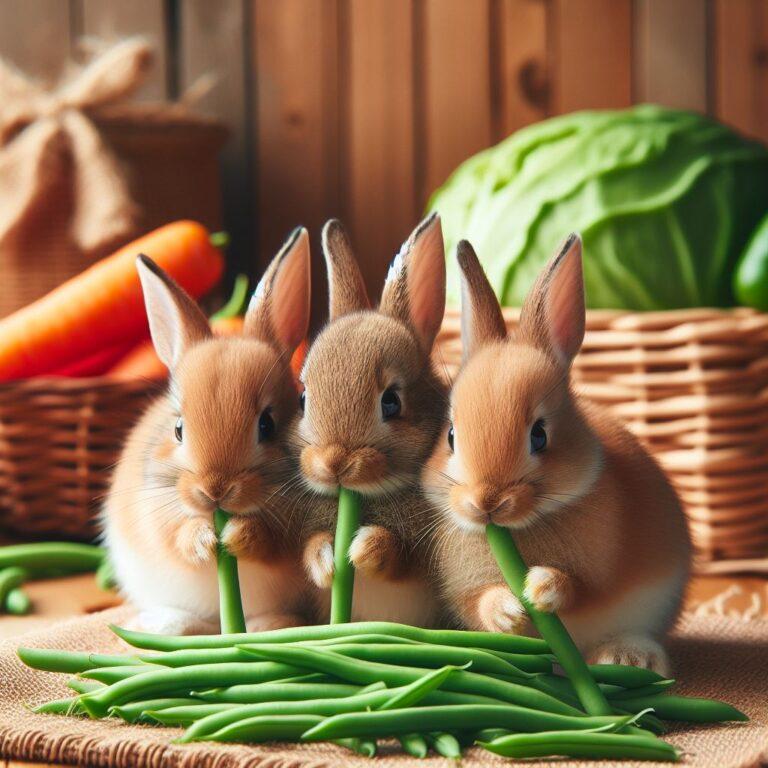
0,221,224,381
52,342,138,377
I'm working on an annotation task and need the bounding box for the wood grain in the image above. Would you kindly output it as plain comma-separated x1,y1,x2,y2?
496,0,550,137
635,0,708,112
419,0,493,203
343,0,417,296
714,0,768,142
551,0,633,113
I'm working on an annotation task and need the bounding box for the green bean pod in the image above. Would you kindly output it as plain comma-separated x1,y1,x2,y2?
18,647,138,674
237,644,579,715
587,663,666,688
207,714,324,743
214,509,246,634
0,543,103,575
5,587,31,614
95,560,116,591
32,697,84,716
109,698,201,723
426,732,462,758
67,679,102,695
399,733,429,758
302,705,630,741
80,665,157,684
608,680,676,701
147,703,237,726
191,681,367,704
331,487,361,624
337,738,377,757
78,662,304,717
478,731,679,761
110,620,549,654
379,664,467,711
0,567,28,607
615,694,748,722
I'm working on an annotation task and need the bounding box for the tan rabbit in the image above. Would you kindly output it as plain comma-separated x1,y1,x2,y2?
423,235,691,674
103,228,312,635
291,214,448,626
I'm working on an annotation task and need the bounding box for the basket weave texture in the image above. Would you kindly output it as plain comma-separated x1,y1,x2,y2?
437,307,768,569
0,378,159,539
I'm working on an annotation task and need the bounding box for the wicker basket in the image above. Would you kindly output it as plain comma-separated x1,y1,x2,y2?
0,377,160,539
438,307,768,572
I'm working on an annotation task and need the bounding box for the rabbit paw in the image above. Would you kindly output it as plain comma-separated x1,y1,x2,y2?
304,532,335,588
349,525,402,579
523,566,572,613
477,584,527,634
221,516,271,561
176,517,217,565
589,635,670,677
130,607,218,637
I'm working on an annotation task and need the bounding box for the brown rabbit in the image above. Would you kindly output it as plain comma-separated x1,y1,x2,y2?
103,228,312,635
291,214,448,626
423,235,691,673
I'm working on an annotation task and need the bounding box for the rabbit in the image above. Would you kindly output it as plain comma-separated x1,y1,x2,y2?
422,234,691,674
290,214,448,626
102,227,313,636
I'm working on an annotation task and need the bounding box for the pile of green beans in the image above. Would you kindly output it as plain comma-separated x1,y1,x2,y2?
17,501,747,761
0,542,110,615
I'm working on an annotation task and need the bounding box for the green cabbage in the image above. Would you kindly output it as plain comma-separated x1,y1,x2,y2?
429,105,768,309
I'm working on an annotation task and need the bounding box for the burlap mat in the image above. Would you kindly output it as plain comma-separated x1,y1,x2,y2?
0,608,765,768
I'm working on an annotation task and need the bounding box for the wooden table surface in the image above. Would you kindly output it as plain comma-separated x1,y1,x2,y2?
1,572,766,768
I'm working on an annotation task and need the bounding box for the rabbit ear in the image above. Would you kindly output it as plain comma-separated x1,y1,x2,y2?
322,219,370,320
244,227,311,354
518,233,585,366
456,239,506,362
380,212,446,354
136,254,212,371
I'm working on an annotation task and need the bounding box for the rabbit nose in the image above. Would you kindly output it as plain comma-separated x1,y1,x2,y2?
196,478,236,505
313,445,349,482
465,487,505,518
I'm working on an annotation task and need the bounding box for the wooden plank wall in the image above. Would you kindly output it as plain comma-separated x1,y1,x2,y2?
0,0,767,308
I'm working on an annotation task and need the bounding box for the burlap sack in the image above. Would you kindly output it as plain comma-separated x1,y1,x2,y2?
0,607,766,768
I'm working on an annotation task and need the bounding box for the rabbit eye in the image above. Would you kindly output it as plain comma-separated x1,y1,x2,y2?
530,419,547,453
447,425,455,452
381,387,401,420
258,408,275,441
174,417,183,443
299,390,306,413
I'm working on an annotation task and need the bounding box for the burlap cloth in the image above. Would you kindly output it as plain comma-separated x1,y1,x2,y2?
0,607,766,768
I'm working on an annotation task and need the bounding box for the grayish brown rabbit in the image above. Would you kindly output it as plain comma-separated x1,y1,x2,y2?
291,214,448,626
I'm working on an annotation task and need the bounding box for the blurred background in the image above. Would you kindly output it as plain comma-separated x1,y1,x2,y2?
1,0,764,297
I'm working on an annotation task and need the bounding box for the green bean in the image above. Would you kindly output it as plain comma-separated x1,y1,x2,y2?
302,705,630,741
5,587,31,614
180,684,493,743
379,665,467,711
399,733,428,758
95,559,116,591
109,698,200,723
214,509,246,634
608,680,676,700
78,662,304,717
331,487,361,623
0,543,103,575
426,732,462,759
67,679,101,694
612,705,666,735
328,642,530,678
236,644,580,715
147,703,238,726
616,694,748,722
474,727,511,742
0,567,27,607
208,714,323,743
32,697,84,716
305,633,420,646
486,524,612,716
191,681,369,704
111,620,549,654
486,649,552,673
588,663,666,688
478,731,679,761
80,665,155,684
18,647,137,674
337,738,376,757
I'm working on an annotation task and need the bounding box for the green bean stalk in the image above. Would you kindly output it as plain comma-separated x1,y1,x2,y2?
213,509,246,634
330,487,361,624
486,522,613,716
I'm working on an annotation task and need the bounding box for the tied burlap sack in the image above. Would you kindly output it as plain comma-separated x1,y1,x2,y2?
0,607,766,768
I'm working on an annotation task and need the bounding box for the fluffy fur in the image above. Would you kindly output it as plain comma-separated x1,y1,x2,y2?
103,230,313,635
291,215,448,626
423,236,691,673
